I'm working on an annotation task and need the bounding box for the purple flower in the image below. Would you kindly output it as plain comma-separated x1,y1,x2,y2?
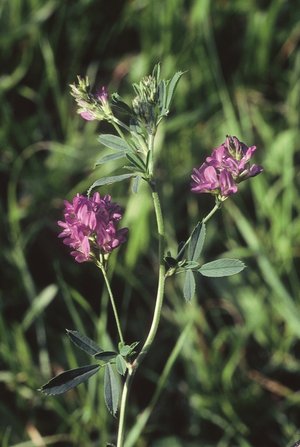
80,111,97,121
58,192,128,263
191,163,237,197
207,136,263,182
96,86,108,104
70,77,111,122
191,136,263,199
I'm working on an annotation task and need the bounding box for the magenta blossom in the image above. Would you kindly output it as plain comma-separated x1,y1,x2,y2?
191,136,263,199
58,192,128,263
207,136,263,182
191,163,238,197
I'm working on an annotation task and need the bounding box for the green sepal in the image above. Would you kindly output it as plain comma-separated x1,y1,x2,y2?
104,364,120,417
116,354,127,376
188,222,206,261
66,329,103,356
88,173,136,196
40,364,100,395
98,134,132,152
183,269,196,302
198,258,246,277
94,351,118,362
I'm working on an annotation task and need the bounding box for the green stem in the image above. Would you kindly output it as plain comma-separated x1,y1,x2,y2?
176,201,221,262
202,201,221,224
124,322,192,447
117,134,165,447
98,263,125,345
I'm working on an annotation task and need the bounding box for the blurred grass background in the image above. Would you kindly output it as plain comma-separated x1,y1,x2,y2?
1,0,300,446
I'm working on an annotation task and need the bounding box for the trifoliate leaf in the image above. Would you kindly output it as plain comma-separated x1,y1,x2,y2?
165,71,185,112
104,364,120,416
188,222,206,261
199,258,246,277
98,134,132,152
183,269,196,302
88,173,136,196
116,354,127,376
66,329,103,356
94,351,118,362
95,152,126,166
40,364,100,395
131,175,141,194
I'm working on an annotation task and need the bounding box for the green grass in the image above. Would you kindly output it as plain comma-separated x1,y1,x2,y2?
1,0,300,445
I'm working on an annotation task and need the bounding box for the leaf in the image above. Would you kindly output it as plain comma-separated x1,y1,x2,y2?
116,354,127,376
94,351,117,362
98,134,131,152
119,344,131,356
199,258,246,277
95,152,126,166
131,175,141,194
184,261,200,269
22,284,57,330
104,364,120,416
125,152,147,172
165,71,185,111
158,79,167,111
88,173,136,195
66,329,103,356
188,222,206,261
40,364,100,395
183,270,196,302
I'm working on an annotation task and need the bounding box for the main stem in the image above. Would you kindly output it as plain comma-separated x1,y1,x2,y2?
117,134,166,447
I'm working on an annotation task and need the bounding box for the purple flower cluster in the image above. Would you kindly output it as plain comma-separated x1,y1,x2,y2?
80,87,109,121
58,192,128,263
191,136,263,199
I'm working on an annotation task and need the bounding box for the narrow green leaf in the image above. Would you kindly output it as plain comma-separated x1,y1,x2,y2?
66,329,103,356
104,364,120,416
40,364,100,395
132,175,141,194
165,71,185,111
183,270,196,302
98,134,131,152
158,79,167,111
199,258,246,277
116,354,127,376
188,223,206,261
88,173,136,195
125,153,147,172
95,152,126,166
94,351,117,362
